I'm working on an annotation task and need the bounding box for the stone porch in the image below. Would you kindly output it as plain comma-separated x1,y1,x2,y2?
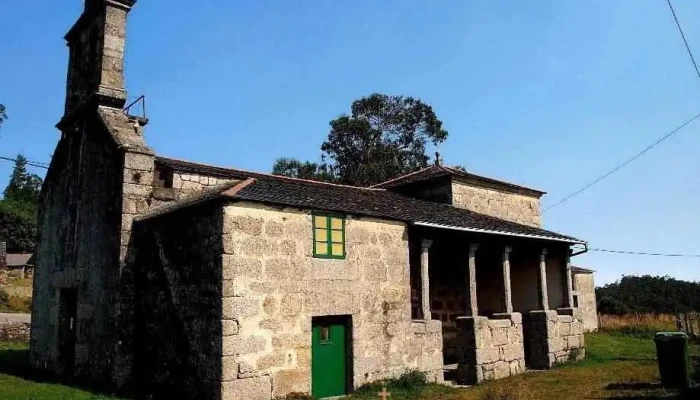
409,227,586,385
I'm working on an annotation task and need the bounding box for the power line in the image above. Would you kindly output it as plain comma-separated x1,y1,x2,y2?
0,156,49,170
589,248,700,258
666,0,700,79
543,112,700,212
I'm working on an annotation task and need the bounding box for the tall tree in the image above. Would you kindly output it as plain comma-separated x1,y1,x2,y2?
0,154,43,253
0,104,6,129
271,158,334,181
272,94,449,186
3,154,42,206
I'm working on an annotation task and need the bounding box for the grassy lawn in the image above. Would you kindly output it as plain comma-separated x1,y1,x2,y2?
0,342,122,400
0,333,697,400
0,277,33,313
347,333,699,400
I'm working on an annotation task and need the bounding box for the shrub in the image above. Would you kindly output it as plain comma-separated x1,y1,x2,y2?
394,370,428,389
480,385,534,400
568,347,582,362
0,290,31,313
7,295,31,313
0,288,9,306
273,393,315,400
354,370,428,396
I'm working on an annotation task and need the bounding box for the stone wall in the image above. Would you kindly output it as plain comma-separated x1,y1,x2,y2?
31,0,147,387
30,114,126,381
451,181,541,228
455,314,525,384
173,172,237,198
526,309,585,369
221,202,443,399
0,322,31,342
130,204,224,400
573,273,598,332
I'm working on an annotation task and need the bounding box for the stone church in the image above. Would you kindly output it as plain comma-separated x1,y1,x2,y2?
30,1,597,399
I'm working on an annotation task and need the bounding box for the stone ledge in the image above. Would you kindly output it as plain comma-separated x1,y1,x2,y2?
152,187,178,201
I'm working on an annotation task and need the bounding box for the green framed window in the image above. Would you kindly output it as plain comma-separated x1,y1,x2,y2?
313,213,346,259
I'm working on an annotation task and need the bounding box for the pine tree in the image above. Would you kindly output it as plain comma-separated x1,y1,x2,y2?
0,154,43,252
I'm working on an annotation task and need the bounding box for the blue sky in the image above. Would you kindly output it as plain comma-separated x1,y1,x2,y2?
1,0,699,285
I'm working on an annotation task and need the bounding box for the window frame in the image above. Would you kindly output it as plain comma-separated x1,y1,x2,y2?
312,212,346,260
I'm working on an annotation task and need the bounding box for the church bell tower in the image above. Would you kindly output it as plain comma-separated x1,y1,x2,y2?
63,0,137,115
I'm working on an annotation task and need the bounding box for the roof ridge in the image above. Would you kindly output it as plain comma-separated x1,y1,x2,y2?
446,166,545,194
156,155,387,191
369,165,441,188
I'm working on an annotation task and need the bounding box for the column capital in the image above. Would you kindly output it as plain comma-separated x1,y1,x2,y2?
504,246,513,256
541,248,548,256
421,239,433,250
469,243,480,254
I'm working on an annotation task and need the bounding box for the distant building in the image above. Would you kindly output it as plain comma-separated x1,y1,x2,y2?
0,242,34,279
30,1,596,399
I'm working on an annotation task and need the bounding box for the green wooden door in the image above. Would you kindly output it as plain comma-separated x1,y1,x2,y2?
312,320,347,398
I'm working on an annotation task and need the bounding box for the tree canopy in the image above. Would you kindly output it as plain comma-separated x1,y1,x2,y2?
596,275,700,315
272,94,449,187
0,155,43,253
0,104,6,129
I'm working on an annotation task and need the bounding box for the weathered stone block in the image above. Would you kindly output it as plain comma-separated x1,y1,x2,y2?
558,315,574,323
263,296,278,315
273,333,310,350
259,319,283,332
492,361,511,379
491,327,509,346
222,376,271,400
222,336,266,356
425,319,442,334
272,370,309,398
490,319,512,329
226,215,264,236
296,348,311,370
222,319,240,336
222,356,237,381
547,338,565,353
567,335,581,349
222,280,248,298
222,297,260,319
264,258,292,281
501,343,524,362
257,352,287,370
476,347,500,364
223,256,263,280
123,152,153,172
410,322,426,334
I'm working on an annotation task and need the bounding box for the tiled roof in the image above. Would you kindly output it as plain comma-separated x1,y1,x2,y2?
4,254,33,267
571,266,595,274
144,157,583,244
156,156,255,180
371,165,546,196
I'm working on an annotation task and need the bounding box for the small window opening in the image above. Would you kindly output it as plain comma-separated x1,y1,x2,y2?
154,166,174,188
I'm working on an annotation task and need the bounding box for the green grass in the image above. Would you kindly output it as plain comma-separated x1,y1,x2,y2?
0,342,124,400
2,333,699,400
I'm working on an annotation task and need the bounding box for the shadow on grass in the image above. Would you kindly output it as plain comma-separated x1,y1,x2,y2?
604,382,699,400
0,345,129,399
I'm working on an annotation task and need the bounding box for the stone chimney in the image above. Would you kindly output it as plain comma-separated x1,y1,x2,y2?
0,242,6,269
63,0,137,114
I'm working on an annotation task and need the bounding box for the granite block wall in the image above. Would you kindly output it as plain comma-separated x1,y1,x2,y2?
451,182,541,228
573,273,598,332
455,314,526,384
220,202,443,399
526,309,585,369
